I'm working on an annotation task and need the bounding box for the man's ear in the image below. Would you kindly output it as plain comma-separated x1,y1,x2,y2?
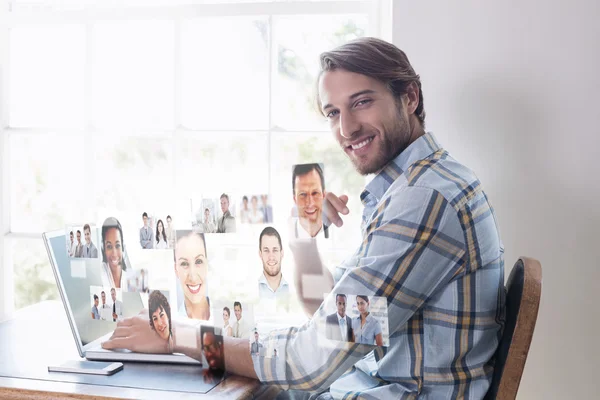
405,81,420,116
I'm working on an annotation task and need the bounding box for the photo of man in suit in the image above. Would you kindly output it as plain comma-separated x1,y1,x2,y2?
74,230,84,258
260,194,273,223
217,194,236,233
325,294,352,342
110,288,123,322
82,224,98,258
251,331,263,355
140,212,154,249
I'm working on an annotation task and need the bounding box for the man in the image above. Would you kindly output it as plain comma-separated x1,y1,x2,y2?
201,326,225,373
68,231,77,257
91,294,100,320
232,301,251,339
140,212,154,249
166,215,175,249
250,331,263,356
260,194,273,223
325,294,352,342
292,163,326,238
140,269,149,293
110,288,123,322
99,291,111,321
217,194,236,233
82,224,98,258
103,38,504,399
74,230,83,258
257,227,289,301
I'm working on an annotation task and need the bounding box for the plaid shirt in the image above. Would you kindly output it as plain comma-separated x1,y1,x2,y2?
253,132,505,399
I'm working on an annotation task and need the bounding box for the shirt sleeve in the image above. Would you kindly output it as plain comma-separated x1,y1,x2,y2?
252,186,466,392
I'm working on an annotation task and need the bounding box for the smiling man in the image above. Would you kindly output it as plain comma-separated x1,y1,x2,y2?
292,163,325,238
102,37,504,400
257,227,289,301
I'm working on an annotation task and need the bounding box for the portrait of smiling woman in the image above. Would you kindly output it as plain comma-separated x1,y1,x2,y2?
174,230,210,320
100,217,129,289
148,290,173,345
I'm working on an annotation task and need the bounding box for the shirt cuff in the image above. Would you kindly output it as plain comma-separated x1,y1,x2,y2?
250,327,290,389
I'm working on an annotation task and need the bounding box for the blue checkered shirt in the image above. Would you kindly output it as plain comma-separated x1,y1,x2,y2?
253,132,506,399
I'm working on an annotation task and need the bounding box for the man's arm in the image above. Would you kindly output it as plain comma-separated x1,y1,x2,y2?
139,229,145,248
251,186,467,392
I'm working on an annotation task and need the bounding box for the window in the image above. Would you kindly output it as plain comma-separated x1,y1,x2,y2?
0,0,390,315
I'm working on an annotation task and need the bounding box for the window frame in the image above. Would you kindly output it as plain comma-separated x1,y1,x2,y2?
0,0,392,317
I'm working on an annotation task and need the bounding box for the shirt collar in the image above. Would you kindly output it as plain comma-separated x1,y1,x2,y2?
361,132,443,205
336,312,346,321
258,273,288,291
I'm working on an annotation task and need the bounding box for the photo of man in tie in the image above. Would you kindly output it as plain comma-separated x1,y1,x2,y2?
325,294,352,342
110,288,123,322
140,212,154,249
82,224,98,258
74,230,84,258
216,194,236,233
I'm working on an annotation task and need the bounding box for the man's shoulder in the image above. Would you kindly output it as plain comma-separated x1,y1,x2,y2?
326,313,337,322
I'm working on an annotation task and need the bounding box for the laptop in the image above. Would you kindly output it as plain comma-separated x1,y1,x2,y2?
43,229,201,365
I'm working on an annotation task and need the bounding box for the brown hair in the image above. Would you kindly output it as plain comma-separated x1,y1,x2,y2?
316,37,425,127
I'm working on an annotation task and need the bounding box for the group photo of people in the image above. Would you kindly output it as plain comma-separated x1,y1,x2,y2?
89,286,123,322
322,293,390,347
214,299,256,340
66,224,100,259
239,194,273,224
139,212,176,250
189,194,236,234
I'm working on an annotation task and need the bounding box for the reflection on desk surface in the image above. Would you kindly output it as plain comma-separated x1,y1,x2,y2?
0,301,262,399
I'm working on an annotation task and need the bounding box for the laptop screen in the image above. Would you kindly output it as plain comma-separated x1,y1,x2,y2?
45,231,146,348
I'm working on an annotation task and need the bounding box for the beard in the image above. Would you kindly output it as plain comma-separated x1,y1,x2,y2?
263,263,281,277
348,108,412,176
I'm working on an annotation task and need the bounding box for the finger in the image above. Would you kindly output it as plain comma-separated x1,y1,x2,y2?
116,317,135,327
110,326,132,339
325,192,350,214
102,337,134,350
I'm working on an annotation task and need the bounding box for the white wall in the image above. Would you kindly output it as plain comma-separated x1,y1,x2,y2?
0,0,8,320
393,0,600,398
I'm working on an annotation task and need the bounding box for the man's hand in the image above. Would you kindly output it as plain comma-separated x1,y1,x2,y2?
323,192,350,228
101,313,170,354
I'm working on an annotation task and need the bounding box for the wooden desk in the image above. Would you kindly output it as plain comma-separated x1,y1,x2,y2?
0,301,273,399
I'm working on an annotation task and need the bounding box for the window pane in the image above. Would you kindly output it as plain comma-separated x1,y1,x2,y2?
270,131,365,249
272,14,367,131
9,132,89,232
92,133,175,216
175,132,269,197
9,24,85,128
12,238,59,311
181,18,269,130
92,21,175,129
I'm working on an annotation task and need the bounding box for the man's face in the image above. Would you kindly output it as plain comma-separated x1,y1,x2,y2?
77,232,81,243
111,289,116,302
254,332,259,342
84,228,91,244
336,295,347,317
319,69,412,175
220,197,229,213
234,305,242,320
260,235,283,277
293,170,323,224
143,215,148,227
261,195,268,206
70,233,74,243
101,292,106,304
202,332,224,370
167,217,172,227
